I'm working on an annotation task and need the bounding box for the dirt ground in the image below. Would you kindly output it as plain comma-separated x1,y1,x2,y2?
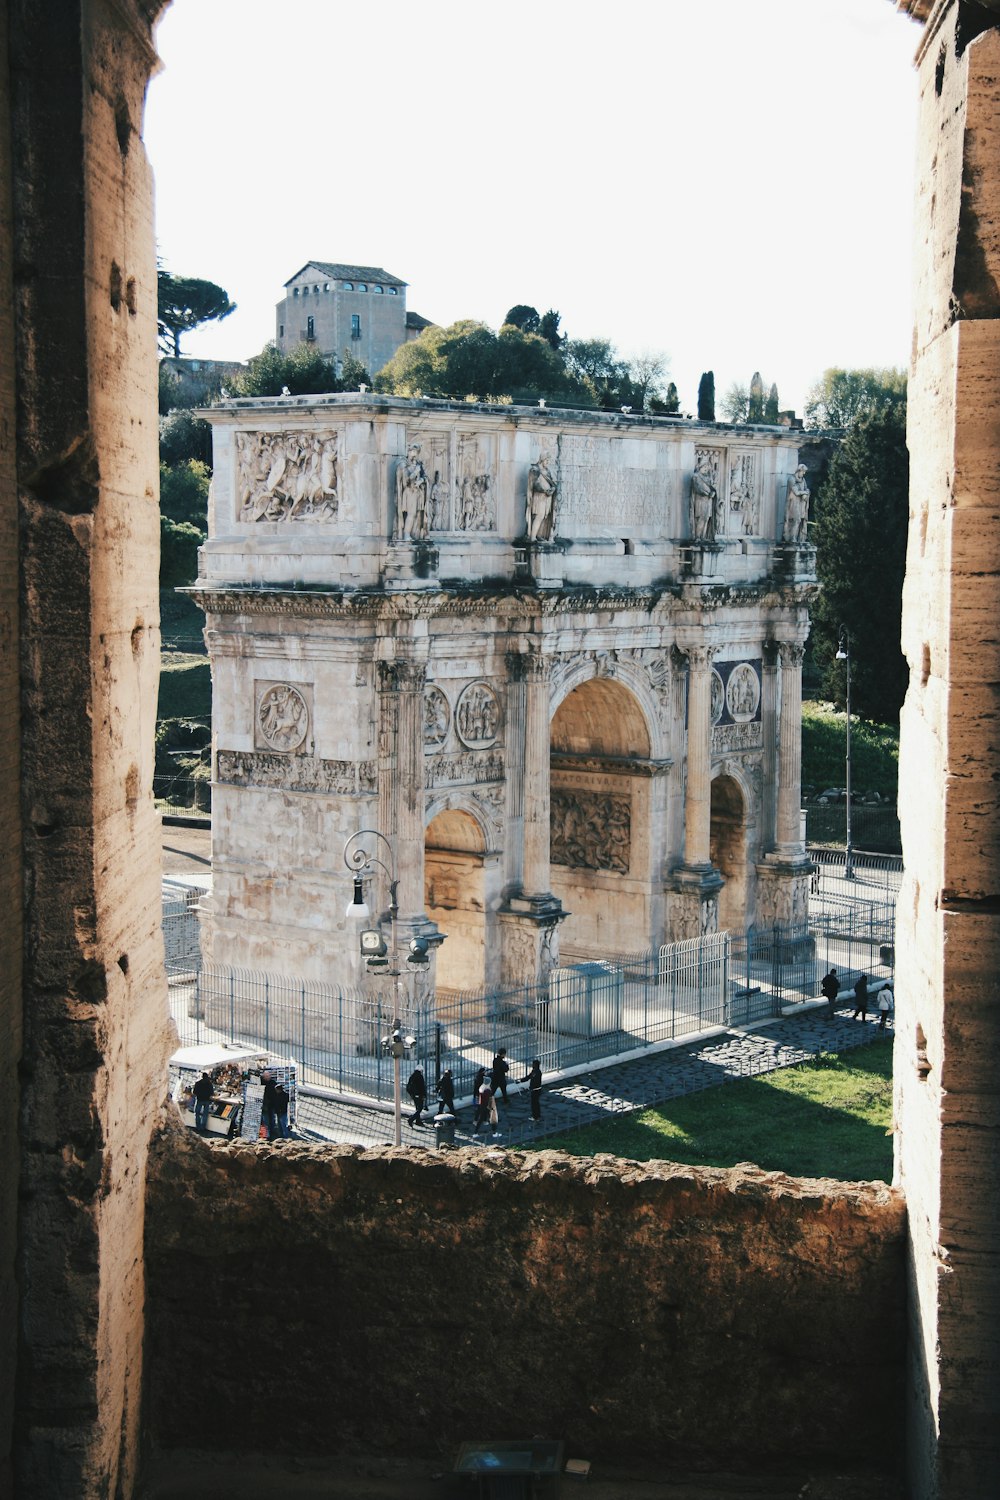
136,1450,900,1500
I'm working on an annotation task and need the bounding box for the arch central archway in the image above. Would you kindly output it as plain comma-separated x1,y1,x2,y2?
549,677,656,959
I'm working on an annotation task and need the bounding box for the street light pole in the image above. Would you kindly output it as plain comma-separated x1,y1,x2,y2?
836,628,855,880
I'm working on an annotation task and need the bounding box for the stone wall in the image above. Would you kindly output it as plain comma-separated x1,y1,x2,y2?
895,3,1000,1496
144,1123,905,1474
2,2,174,1494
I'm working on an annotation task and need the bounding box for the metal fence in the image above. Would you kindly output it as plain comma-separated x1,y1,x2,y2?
166,916,898,1108
804,800,901,854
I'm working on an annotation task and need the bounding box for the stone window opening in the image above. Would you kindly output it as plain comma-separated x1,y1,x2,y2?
351,314,361,340
357,283,367,292
306,315,315,341
342,281,353,290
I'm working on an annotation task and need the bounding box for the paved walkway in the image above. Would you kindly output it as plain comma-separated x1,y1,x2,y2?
292,1003,893,1150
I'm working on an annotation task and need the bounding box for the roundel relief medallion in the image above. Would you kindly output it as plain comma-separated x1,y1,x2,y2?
257,683,309,752
455,681,501,749
424,685,450,749
710,669,725,726
726,662,760,723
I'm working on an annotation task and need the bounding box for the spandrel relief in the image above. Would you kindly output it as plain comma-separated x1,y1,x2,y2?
237,431,339,522
729,450,759,535
255,681,312,753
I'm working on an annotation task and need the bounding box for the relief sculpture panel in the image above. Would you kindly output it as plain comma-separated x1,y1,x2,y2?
550,790,631,874
218,750,376,795
237,431,339,522
255,682,312,753
729,450,759,535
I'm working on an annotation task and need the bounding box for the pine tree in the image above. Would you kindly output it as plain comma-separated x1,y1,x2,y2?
748,371,764,423
765,382,779,423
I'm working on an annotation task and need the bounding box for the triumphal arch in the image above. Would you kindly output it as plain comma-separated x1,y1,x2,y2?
194,397,816,989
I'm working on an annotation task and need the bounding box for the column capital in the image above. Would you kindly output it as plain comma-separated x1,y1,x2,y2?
676,643,717,673
506,648,550,684
377,659,427,693
777,641,805,668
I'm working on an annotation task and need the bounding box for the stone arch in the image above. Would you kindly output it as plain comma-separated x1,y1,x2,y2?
424,800,499,992
549,674,660,958
549,655,667,760
710,770,749,931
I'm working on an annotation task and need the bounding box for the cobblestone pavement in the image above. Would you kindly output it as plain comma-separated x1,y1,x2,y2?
291,1003,893,1151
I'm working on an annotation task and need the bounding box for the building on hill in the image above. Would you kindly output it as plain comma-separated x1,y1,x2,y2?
275,260,433,378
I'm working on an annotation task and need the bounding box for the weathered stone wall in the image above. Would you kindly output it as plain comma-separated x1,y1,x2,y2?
0,5,23,1493
4,1,174,1494
895,2,1000,1496
145,1124,905,1474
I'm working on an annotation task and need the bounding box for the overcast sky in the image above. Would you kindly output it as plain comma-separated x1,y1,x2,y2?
146,0,920,414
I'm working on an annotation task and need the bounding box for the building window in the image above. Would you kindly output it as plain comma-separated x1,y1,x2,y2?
306,315,315,341
351,314,361,340
342,282,353,291
279,324,284,338
324,282,331,292
374,284,383,294
357,283,367,292
388,287,398,295
314,284,319,293
293,287,299,296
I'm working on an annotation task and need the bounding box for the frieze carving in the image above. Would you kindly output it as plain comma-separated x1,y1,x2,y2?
455,682,501,748
218,749,376,795
427,749,505,786
237,431,339,523
256,682,310,752
424,685,450,748
710,669,725,725
550,790,631,874
712,720,763,752
458,472,495,531
729,450,759,535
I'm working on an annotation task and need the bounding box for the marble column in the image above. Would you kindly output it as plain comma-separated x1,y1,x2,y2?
683,645,716,868
522,650,553,901
760,641,779,853
775,641,805,857
377,658,428,922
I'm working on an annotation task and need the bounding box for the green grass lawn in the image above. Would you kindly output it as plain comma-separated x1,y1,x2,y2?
801,700,899,799
531,1039,894,1182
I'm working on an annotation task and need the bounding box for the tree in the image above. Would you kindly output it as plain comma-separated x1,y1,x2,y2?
228,341,343,398
697,371,715,422
721,372,779,424
374,319,580,402
720,381,750,422
748,371,765,423
157,271,235,357
538,309,563,352
626,349,669,412
765,383,780,424
159,409,212,467
160,458,211,529
503,304,540,334
811,402,909,721
804,366,907,430
338,353,372,390
160,515,204,587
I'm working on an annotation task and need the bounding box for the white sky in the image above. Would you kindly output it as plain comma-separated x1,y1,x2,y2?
146,0,920,415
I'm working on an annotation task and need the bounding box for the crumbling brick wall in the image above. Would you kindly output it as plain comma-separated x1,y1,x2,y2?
145,1124,906,1474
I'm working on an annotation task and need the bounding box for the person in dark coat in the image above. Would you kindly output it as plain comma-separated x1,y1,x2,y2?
472,1064,486,1102
821,968,840,1011
192,1071,214,1133
273,1081,291,1138
406,1067,427,1127
437,1068,457,1118
490,1048,510,1105
852,974,869,1023
473,1079,494,1134
261,1069,278,1139
525,1059,543,1122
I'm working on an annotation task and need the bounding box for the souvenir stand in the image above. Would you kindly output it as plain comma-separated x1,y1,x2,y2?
171,1043,298,1139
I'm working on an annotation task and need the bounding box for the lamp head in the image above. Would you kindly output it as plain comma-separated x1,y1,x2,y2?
407,936,430,967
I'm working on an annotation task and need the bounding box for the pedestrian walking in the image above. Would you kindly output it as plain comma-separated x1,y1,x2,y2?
406,1067,427,1128
273,1081,291,1138
877,985,894,1031
472,1064,485,1102
852,974,869,1023
192,1071,214,1134
261,1069,278,1140
436,1067,457,1118
490,1048,510,1105
820,967,840,1012
473,1079,494,1134
525,1058,543,1123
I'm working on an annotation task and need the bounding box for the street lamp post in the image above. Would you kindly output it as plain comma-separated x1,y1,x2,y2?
835,629,855,880
343,830,431,1145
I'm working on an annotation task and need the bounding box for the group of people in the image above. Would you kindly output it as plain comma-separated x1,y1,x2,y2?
404,1048,545,1134
259,1069,292,1140
821,968,894,1030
